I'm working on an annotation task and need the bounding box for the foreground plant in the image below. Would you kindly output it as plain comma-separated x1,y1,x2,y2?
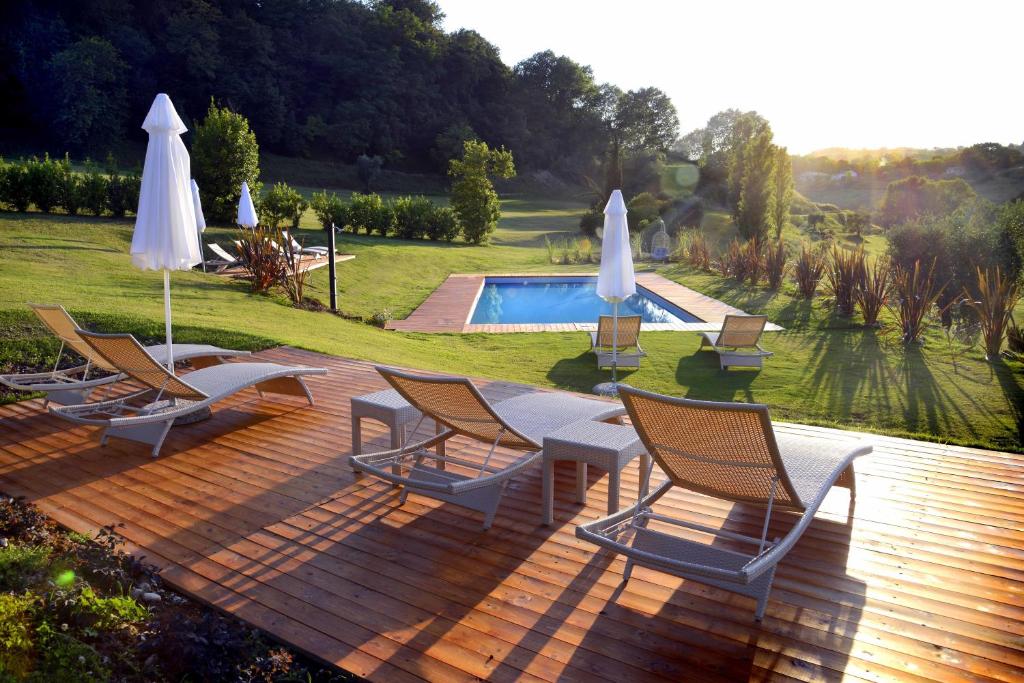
855,257,892,326
721,239,747,281
889,259,947,344
825,246,866,316
966,266,1022,360
743,239,764,285
236,225,285,294
793,243,826,298
685,231,712,271
763,239,788,290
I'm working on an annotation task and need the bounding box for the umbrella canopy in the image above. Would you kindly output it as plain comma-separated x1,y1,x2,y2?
191,179,207,272
131,94,200,271
130,93,199,370
237,181,258,228
596,189,635,303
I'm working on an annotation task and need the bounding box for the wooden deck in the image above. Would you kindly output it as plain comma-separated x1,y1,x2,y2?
0,348,1022,682
387,273,782,333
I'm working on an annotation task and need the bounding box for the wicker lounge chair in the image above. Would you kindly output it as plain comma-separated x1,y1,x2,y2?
699,314,773,369
282,230,330,258
205,243,240,271
576,386,871,620
589,315,645,369
49,330,326,457
0,304,250,407
349,366,626,529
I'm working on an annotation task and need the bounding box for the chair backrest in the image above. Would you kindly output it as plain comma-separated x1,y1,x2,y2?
717,315,768,348
282,230,303,251
208,243,237,263
377,366,539,450
618,386,803,509
30,304,118,372
76,330,208,401
595,315,642,349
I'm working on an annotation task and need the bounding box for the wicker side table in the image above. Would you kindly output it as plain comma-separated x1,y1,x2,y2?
541,420,650,526
350,389,421,455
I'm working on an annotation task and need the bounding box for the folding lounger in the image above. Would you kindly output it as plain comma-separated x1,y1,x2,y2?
49,330,327,457
576,386,871,620
349,366,626,529
589,315,645,369
699,314,773,370
205,243,241,271
0,304,250,407
282,230,330,258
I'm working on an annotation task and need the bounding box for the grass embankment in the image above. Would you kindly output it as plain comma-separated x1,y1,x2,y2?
1,202,1022,452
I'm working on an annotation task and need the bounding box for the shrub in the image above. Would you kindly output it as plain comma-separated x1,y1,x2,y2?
370,307,393,327
392,195,433,240
192,100,260,223
825,246,866,316
449,140,515,244
721,239,747,281
309,190,346,231
626,192,662,232
79,161,109,216
856,257,892,327
425,205,460,241
26,154,64,213
74,585,148,630
261,182,307,230
577,237,593,263
59,164,84,216
879,175,976,227
105,156,139,218
793,244,827,298
544,236,557,264
889,259,947,344
356,154,383,193
685,232,712,271
966,266,1022,360
579,207,602,236
764,240,788,290
33,622,111,683
236,226,285,293
743,240,764,285
0,160,31,212
347,192,393,235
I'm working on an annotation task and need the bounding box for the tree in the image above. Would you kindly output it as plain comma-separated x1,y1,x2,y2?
846,211,870,237
448,140,515,244
356,154,384,194
44,37,128,152
879,176,976,227
734,130,776,243
770,146,793,238
191,101,260,223
613,87,679,153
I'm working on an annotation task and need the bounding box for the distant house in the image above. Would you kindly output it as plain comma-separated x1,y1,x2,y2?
944,165,967,177
831,170,858,181
798,171,829,183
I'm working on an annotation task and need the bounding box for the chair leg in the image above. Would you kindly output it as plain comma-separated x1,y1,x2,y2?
622,558,635,583
351,415,362,457
542,457,555,526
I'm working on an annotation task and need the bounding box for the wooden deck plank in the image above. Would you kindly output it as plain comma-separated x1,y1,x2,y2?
1,348,1022,682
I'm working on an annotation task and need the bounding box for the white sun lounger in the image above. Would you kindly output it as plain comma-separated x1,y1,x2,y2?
699,314,773,369
282,230,330,258
349,366,625,529
49,330,327,457
0,304,250,407
576,386,871,620
205,243,240,271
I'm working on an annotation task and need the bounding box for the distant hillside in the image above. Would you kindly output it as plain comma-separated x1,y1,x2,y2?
807,146,962,161
797,166,1024,211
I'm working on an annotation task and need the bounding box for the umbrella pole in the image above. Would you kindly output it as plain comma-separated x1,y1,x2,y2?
611,301,618,386
163,269,174,373
199,229,206,273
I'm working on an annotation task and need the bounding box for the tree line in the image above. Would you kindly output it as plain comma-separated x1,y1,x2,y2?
0,0,678,181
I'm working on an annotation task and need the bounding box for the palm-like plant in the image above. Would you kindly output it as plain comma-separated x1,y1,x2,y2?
888,259,947,344
825,246,866,316
965,266,1022,360
764,240,788,290
855,257,892,327
793,244,826,298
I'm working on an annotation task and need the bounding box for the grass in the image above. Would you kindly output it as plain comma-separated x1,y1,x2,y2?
1,200,1022,452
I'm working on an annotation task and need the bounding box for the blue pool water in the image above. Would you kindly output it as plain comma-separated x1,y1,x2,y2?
469,277,700,325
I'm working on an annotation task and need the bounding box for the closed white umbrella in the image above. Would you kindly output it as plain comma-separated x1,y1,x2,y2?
131,93,201,372
594,189,635,395
191,179,207,271
237,181,258,228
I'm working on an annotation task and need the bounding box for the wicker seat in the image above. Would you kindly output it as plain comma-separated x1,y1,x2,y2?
0,304,250,406
699,314,773,369
589,315,645,369
576,386,871,620
49,331,326,457
349,366,625,529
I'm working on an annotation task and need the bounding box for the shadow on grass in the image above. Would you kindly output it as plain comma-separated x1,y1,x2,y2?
545,352,639,394
991,358,1024,445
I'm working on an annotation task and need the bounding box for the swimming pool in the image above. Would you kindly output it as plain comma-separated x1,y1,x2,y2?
468,276,700,325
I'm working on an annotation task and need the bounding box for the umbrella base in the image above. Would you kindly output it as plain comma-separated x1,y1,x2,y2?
592,381,624,397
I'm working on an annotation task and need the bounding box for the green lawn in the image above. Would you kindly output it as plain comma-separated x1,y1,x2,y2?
1,203,1022,452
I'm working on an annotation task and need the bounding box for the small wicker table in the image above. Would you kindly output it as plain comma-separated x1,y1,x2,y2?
541,420,650,526
350,389,422,455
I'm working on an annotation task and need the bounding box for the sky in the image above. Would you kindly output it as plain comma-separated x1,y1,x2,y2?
438,0,1023,154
